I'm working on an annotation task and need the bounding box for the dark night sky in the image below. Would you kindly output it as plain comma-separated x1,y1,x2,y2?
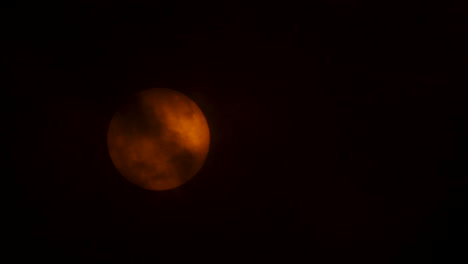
8,0,467,263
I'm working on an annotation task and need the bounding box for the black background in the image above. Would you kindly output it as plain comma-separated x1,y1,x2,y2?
8,0,467,263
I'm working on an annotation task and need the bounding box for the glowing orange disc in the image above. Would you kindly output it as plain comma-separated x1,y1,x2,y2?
107,88,210,191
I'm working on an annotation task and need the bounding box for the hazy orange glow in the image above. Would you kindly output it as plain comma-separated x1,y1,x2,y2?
107,88,210,191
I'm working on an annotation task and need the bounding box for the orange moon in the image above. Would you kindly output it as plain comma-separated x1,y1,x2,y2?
107,88,210,191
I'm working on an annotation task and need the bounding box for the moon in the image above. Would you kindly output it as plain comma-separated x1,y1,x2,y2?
107,88,210,191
